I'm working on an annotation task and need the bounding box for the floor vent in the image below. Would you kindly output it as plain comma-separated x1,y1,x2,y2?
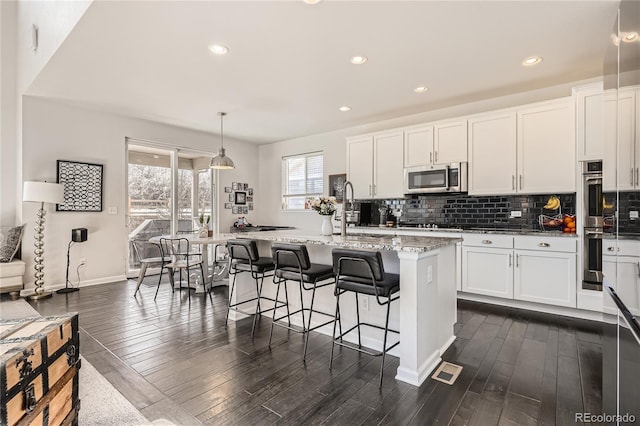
431,361,463,385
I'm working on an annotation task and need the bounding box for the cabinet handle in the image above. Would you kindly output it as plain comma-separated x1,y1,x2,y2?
372,184,376,197
368,185,371,196
430,152,433,164
509,253,512,267
538,242,550,247
637,262,640,278
481,239,492,244
519,175,523,190
512,175,515,190
516,254,519,267
435,151,438,163
632,168,635,186
636,168,639,187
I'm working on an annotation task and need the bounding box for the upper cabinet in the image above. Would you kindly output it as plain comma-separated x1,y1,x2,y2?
434,120,468,165
469,98,575,195
574,82,604,161
603,87,638,191
468,112,517,195
403,120,467,168
347,130,404,199
517,98,575,194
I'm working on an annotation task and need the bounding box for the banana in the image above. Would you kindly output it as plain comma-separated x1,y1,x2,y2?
602,196,615,209
544,196,560,210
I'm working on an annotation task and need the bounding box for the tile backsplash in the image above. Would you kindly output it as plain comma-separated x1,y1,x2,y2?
363,193,576,230
603,191,640,234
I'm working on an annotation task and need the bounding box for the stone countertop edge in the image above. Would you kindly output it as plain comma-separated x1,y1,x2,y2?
351,226,579,238
232,231,461,253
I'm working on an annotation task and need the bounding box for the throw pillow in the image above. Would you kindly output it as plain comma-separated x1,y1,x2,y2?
0,225,25,263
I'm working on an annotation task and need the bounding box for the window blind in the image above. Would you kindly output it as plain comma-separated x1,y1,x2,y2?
282,152,323,210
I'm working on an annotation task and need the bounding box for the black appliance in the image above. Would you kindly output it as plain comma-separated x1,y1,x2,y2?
583,160,604,291
359,202,373,226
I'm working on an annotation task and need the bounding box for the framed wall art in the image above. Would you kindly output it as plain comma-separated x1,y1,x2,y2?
56,160,104,212
328,174,347,203
235,191,247,205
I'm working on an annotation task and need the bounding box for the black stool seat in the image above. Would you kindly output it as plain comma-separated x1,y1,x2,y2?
269,242,337,361
226,239,283,337
330,248,400,387
275,263,334,283
233,257,276,273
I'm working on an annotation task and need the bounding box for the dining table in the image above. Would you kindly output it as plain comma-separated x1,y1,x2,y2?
149,233,235,294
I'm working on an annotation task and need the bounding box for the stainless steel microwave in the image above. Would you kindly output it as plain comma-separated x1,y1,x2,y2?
404,163,468,194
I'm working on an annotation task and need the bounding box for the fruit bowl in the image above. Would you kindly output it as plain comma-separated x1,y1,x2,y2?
538,214,564,230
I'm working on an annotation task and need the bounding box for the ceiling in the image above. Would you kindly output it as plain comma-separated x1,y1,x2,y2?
27,1,620,144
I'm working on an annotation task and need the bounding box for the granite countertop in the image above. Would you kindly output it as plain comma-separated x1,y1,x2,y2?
232,230,461,253
350,226,579,238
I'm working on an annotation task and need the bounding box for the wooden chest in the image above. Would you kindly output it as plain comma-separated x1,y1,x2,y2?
0,314,80,426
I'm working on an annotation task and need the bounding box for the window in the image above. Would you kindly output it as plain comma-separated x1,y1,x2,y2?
282,152,323,210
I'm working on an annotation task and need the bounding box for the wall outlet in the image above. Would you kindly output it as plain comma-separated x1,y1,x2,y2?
108,207,118,215
630,210,639,219
510,211,522,218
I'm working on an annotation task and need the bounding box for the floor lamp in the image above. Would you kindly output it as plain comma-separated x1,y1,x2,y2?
23,181,65,300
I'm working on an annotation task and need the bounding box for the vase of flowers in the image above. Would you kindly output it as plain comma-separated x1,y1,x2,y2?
311,197,336,236
198,213,210,238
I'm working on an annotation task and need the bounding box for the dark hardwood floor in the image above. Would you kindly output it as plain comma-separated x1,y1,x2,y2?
10,277,607,425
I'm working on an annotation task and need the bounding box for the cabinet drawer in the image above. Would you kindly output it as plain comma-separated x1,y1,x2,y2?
603,239,640,257
514,236,577,253
462,233,513,249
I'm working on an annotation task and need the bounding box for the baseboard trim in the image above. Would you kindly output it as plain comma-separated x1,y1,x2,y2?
20,275,128,296
457,292,607,323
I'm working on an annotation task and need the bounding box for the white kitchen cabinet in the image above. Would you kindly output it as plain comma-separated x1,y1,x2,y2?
462,246,514,299
513,249,577,308
404,124,434,168
346,130,404,199
403,120,467,168
575,83,604,161
603,88,637,191
373,131,405,198
468,112,517,195
346,135,374,199
517,99,575,194
603,240,640,316
434,119,468,164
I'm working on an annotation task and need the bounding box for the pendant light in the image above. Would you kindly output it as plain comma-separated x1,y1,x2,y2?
209,112,235,170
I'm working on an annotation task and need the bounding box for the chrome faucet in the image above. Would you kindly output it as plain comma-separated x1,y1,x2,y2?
341,180,355,236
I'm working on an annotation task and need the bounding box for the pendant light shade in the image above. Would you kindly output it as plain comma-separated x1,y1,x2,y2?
210,112,235,170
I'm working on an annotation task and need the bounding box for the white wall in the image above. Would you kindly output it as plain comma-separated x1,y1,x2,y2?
258,78,600,232
1,0,91,226
21,96,258,293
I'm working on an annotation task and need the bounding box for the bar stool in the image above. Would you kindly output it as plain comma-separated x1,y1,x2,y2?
269,242,336,361
226,239,282,337
330,248,400,387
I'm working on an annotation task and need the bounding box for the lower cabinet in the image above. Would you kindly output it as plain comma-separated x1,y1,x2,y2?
603,255,640,317
462,235,578,308
462,246,513,298
513,249,577,308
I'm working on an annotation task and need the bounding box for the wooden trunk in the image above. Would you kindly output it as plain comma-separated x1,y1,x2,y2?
0,314,80,426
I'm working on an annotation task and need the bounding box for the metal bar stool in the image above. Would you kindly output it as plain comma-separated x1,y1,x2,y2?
269,242,336,361
226,239,283,337
330,248,400,387
158,237,208,306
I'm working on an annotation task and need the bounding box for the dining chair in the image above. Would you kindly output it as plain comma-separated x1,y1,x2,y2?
158,237,209,305
131,240,170,297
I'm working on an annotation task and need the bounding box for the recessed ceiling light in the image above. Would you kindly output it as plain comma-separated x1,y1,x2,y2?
522,56,543,66
303,0,322,4
350,56,368,65
414,86,429,93
209,44,229,55
623,32,638,42
153,155,160,159
339,106,351,112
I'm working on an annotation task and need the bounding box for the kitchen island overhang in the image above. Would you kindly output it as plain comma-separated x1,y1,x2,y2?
229,231,461,387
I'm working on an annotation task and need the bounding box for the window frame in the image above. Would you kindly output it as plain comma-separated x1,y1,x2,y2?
281,151,324,211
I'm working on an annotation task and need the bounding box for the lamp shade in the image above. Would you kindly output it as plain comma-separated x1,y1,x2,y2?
23,181,65,204
209,148,235,170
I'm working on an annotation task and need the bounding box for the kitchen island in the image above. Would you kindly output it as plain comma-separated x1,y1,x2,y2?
229,231,461,387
